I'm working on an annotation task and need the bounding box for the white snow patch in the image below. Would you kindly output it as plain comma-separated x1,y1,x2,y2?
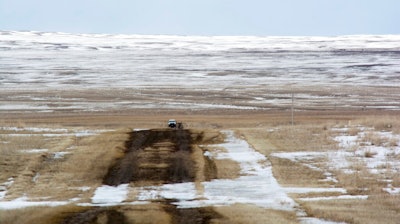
20,149,48,153
0,196,68,210
299,195,368,201
53,152,71,159
91,184,129,205
1,127,69,133
0,178,14,200
284,187,346,194
72,186,91,192
0,126,111,138
137,131,296,210
299,217,346,224
272,127,400,176
0,191,5,200
32,173,40,183
383,184,400,195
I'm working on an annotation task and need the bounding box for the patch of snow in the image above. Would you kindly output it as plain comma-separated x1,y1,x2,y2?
1,127,69,133
137,130,297,210
133,128,148,131
69,197,81,202
92,184,129,205
203,151,212,158
0,191,5,199
284,187,346,194
299,217,346,224
334,135,358,148
0,127,111,137
20,149,48,153
0,196,69,210
0,178,14,200
78,201,149,207
299,195,368,201
53,152,71,159
74,187,91,192
383,184,400,195
32,173,40,183
272,127,400,178
137,187,162,201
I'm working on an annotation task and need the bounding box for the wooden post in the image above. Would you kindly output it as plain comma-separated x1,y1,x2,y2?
291,91,294,126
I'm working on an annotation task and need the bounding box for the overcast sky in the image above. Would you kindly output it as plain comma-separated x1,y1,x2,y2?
1,0,399,36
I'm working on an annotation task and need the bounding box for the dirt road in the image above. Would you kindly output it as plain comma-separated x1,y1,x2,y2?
61,128,222,224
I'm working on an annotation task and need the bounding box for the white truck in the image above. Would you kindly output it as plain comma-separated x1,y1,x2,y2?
168,119,183,129
168,119,177,128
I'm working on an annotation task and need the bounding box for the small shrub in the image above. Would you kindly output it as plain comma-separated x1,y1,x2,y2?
364,150,377,158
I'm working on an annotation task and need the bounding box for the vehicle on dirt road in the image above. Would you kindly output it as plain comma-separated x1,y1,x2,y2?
168,119,177,128
168,119,183,129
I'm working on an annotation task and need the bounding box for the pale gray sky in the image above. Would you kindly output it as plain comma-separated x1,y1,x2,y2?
1,0,399,35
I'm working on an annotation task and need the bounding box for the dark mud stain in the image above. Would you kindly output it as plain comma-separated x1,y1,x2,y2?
103,129,200,186
164,204,224,224
60,207,127,224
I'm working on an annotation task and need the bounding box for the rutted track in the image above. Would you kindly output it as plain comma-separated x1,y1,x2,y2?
103,129,198,186
61,128,222,224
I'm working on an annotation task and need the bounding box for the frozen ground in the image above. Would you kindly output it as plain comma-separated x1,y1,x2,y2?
0,129,364,223
1,31,399,113
272,125,400,195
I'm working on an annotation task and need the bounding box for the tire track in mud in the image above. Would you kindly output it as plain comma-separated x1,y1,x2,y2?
61,129,222,224
164,204,223,224
60,208,127,224
103,129,197,186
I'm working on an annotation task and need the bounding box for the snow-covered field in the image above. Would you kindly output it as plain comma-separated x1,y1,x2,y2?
1,31,400,223
1,31,399,113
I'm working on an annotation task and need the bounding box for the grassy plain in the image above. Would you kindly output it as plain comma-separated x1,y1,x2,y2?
1,109,400,223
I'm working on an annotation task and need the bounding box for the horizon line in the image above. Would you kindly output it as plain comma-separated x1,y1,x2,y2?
2,29,400,38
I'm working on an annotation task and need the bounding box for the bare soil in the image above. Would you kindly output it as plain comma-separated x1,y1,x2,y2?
103,129,210,186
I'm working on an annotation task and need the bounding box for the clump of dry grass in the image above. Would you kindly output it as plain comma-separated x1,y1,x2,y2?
334,166,387,195
364,149,377,158
347,126,360,136
362,131,387,146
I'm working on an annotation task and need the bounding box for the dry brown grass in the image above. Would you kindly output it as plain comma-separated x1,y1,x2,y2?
214,204,298,224
269,157,330,188
238,126,336,188
300,194,400,224
240,123,337,154
357,116,400,133
334,168,387,195
1,111,400,223
2,128,130,201
0,205,86,224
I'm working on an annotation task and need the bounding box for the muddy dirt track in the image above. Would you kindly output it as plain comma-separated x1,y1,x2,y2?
61,129,222,224
103,129,198,186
